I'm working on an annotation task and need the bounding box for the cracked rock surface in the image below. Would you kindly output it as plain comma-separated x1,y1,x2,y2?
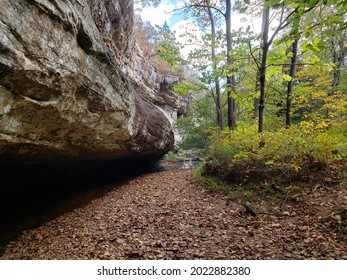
0,0,174,164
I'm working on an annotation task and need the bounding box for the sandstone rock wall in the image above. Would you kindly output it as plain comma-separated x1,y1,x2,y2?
0,0,177,165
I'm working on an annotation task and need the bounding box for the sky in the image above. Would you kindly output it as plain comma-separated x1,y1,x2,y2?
135,0,263,31
135,0,184,27
135,0,263,58
135,0,203,57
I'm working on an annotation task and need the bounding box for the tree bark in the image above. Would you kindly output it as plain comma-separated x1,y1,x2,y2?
258,1,270,134
285,38,298,128
225,0,236,130
330,30,346,96
206,0,223,129
254,69,260,120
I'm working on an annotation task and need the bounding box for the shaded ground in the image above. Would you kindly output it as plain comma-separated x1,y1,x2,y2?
1,169,346,259
0,158,159,248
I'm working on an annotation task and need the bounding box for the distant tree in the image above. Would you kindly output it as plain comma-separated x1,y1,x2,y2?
175,0,238,129
156,21,184,69
134,15,157,57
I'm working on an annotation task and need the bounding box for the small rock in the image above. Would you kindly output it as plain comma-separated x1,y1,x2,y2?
244,202,257,216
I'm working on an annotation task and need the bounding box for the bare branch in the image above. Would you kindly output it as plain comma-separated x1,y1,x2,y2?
268,2,322,46
267,63,319,67
248,41,261,70
171,3,225,18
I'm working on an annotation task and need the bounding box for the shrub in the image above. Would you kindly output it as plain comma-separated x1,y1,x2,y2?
208,122,346,166
204,121,347,185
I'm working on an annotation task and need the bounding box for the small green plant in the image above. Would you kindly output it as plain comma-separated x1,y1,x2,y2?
164,151,185,163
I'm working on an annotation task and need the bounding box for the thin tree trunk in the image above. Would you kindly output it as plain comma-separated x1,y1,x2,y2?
226,0,236,130
258,2,270,134
330,30,346,96
215,78,223,128
285,38,298,128
206,0,223,129
254,69,260,120
326,30,346,118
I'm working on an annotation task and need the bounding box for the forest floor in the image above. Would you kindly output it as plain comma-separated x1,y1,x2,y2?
1,168,346,260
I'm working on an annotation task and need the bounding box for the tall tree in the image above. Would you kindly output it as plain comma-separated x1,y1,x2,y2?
285,12,301,128
258,0,270,134
285,37,299,127
206,0,224,128
225,0,237,129
330,29,346,96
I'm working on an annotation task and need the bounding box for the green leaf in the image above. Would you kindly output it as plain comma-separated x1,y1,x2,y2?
282,74,293,82
301,41,310,52
325,30,335,36
312,38,325,51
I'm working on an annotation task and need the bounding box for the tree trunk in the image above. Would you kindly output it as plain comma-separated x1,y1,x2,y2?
225,0,236,130
326,30,345,118
206,0,223,129
215,78,223,128
258,2,270,134
330,30,346,96
253,69,260,120
285,38,298,128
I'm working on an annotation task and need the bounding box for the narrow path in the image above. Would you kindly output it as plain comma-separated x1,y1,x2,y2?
1,169,346,259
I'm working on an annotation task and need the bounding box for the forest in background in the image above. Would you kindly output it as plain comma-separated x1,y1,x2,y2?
135,0,346,191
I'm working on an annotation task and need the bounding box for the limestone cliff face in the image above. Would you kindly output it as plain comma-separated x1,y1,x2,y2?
0,0,176,164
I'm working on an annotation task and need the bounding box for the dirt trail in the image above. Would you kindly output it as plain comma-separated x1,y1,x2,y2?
1,169,346,259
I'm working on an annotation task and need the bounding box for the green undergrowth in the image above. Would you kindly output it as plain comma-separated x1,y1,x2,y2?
194,122,347,207
164,151,186,163
202,122,346,186
207,123,346,168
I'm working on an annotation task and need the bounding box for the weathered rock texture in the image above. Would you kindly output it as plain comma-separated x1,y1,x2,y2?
0,0,178,166
157,76,192,121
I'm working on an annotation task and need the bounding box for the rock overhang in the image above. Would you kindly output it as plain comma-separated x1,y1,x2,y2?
0,0,176,173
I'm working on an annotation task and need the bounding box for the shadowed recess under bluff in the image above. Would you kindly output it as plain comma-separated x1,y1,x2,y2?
0,156,163,248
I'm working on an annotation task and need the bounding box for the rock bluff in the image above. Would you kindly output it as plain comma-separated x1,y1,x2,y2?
0,0,181,169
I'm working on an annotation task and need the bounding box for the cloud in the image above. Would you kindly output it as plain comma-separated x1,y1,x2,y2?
136,3,176,27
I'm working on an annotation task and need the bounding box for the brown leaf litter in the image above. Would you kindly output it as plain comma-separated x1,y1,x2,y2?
1,169,346,260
